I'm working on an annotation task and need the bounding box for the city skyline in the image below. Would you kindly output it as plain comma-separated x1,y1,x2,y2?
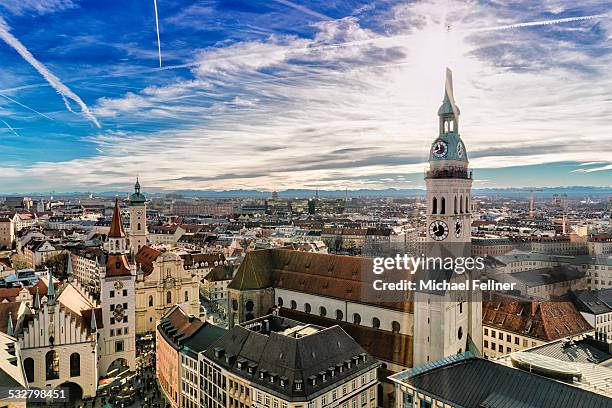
1,0,611,193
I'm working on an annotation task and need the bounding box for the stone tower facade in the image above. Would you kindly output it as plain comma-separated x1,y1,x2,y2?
128,178,147,256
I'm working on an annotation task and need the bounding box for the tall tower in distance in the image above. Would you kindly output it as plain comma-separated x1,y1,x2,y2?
413,68,482,366
128,178,147,255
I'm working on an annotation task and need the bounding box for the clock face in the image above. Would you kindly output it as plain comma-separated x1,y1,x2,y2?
455,220,462,237
457,142,463,158
136,210,143,217
429,220,449,241
114,280,123,290
432,141,448,158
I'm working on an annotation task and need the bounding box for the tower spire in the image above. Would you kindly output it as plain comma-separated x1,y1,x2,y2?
66,254,73,283
7,312,14,337
33,287,40,310
109,197,126,238
47,268,55,306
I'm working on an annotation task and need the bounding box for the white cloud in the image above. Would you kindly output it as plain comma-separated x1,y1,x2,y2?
3,0,612,192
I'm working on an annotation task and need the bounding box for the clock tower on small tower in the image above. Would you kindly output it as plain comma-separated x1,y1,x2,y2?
413,68,482,366
128,178,147,256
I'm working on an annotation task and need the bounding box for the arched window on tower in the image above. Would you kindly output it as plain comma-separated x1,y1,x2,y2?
449,120,454,132
184,291,189,302
166,291,172,304
70,353,80,377
24,358,34,382
460,195,463,213
148,295,153,307
45,350,59,380
454,196,458,214
466,196,469,213
137,223,141,231
432,197,437,214
441,197,446,214
444,121,448,132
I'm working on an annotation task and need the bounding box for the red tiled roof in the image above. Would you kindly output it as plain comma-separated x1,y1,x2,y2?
106,254,132,277
483,293,592,341
135,245,162,276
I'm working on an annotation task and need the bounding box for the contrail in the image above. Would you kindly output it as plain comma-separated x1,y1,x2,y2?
0,17,100,127
272,0,332,21
153,0,162,67
467,14,607,33
0,92,54,121
0,118,20,137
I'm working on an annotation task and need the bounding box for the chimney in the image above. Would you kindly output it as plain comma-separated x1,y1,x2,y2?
531,301,539,316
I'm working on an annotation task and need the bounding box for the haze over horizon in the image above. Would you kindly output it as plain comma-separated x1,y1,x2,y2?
1,0,611,193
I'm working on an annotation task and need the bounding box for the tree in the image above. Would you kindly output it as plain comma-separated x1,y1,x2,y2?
12,255,28,270
43,253,69,278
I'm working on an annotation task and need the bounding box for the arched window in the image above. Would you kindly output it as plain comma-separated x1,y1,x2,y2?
137,223,141,231
444,121,448,132
465,196,469,213
458,326,463,340
372,317,380,329
46,350,59,380
392,321,401,333
304,303,311,313
319,306,327,317
148,295,153,307
336,309,343,320
70,353,80,377
290,300,297,310
454,196,458,214
184,291,189,302
449,120,454,132
432,197,437,214
460,195,463,213
245,300,254,312
24,358,34,382
441,197,446,214
353,313,361,325
166,291,172,304
277,297,284,307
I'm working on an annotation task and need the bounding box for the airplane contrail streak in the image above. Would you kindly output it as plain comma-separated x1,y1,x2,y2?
0,92,54,121
272,0,332,21
0,118,20,137
153,0,162,67
467,14,607,33
0,17,100,127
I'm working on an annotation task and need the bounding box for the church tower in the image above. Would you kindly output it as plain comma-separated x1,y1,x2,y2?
413,68,482,366
99,198,136,376
128,178,147,255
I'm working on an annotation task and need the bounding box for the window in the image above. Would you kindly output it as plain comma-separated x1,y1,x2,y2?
484,328,488,336
290,300,297,310
137,223,141,231
506,334,511,342
484,340,488,348
116,340,124,353
149,295,153,307
24,358,34,382
514,337,519,345
304,303,311,313
372,317,380,328
336,309,343,320
440,197,446,214
320,306,327,317
458,326,463,340
70,353,80,377
392,321,401,333
110,291,115,298
123,289,127,296
167,291,172,304
432,197,437,214
277,297,283,307
46,350,59,380
353,313,361,325
185,291,189,302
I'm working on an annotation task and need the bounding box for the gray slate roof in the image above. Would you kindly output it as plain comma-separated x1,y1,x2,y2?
390,353,611,408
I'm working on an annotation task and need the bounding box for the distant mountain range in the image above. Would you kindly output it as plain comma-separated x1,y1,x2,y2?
2,186,611,199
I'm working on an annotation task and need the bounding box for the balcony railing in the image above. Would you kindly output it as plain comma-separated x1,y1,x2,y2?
425,167,472,179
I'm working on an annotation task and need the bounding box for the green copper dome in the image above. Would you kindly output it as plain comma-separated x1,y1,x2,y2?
129,178,146,205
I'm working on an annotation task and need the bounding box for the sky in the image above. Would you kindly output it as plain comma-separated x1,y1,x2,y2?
0,0,611,193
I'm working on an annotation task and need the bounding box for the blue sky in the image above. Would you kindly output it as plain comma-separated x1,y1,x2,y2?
0,0,610,193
